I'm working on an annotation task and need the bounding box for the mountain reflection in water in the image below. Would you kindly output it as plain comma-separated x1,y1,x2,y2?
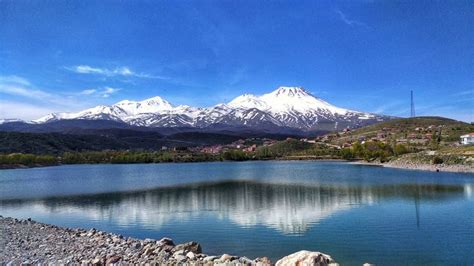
1,181,467,235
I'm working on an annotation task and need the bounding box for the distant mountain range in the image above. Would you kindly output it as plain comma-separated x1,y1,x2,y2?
3,87,390,134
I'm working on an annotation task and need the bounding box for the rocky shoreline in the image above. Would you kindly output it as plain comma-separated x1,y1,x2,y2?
349,160,474,174
0,216,337,265
384,160,474,173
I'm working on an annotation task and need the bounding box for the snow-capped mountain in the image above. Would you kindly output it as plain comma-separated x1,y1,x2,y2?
0,118,24,124
32,87,390,131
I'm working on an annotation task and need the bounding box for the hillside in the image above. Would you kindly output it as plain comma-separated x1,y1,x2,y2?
0,130,244,155
326,116,473,147
309,116,474,171
1,116,472,172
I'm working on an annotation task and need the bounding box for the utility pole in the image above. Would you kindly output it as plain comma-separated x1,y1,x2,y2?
411,90,415,118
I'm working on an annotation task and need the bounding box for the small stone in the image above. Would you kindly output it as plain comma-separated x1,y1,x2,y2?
174,249,185,256
155,250,171,261
186,251,196,259
174,254,187,262
143,247,154,256
256,256,272,265
106,255,121,264
87,228,97,237
239,256,256,265
203,256,218,262
91,257,103,265
220,254,236,262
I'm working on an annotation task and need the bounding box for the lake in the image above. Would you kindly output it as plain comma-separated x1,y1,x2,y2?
0,161,473,265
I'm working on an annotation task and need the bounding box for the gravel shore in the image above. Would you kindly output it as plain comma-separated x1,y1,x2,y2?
384,159,474,173
0,216,337,265
383,161,474,173
0,216,272,265
349,160,474,174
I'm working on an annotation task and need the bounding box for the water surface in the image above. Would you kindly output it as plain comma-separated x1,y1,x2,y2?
0,161,472,265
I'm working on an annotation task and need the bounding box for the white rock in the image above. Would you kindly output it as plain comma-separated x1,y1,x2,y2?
275,250,336,266
186,251,196,259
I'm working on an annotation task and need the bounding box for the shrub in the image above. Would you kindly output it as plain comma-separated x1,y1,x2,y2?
433,156,444,164
340,148,354,160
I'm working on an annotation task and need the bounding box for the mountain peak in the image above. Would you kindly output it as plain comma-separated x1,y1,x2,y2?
228,93,267,109
115,100,135,105
140,96,170,105
229,93,258,102
139,96,173,110
271,86,311,97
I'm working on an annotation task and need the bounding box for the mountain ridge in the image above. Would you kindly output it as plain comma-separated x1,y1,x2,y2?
11,86,392,132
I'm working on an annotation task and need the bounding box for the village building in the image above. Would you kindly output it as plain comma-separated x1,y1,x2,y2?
377,132,387,139
244,144,257,152
396,138,408,144
342,143,352,148
409,138,429,145
201,145,223,154
460,133,474,145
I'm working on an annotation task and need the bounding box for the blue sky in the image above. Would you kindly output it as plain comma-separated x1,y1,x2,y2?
0,0,473,121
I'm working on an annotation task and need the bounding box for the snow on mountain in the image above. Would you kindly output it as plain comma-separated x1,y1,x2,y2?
227,94,268,110
227,87,354,116
110,96,174,116
259,86,351,115
0,118,25,124
31,86,388,131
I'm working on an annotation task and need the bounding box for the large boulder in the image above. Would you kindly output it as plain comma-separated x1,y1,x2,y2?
156,237,175,252
171,241,202,254
276,250,337,266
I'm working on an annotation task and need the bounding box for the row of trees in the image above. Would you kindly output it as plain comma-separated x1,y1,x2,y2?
340,141,410,162
0,140,414,167
61,151,221,164
0,153,57,166
0,150,256,167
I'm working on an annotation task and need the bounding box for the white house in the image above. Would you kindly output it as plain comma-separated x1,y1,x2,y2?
460,133,474,145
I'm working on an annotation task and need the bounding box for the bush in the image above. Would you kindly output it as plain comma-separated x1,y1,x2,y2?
394,144,409,156
222,150,249,161
433,156,444,164
340,148,354,160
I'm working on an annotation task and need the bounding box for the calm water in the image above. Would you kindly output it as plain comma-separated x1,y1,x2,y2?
0,161,473,265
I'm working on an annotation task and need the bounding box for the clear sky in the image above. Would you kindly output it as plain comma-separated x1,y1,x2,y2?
0,1,473,121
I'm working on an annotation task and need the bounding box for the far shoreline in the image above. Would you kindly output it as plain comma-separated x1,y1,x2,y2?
1,158,473,174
